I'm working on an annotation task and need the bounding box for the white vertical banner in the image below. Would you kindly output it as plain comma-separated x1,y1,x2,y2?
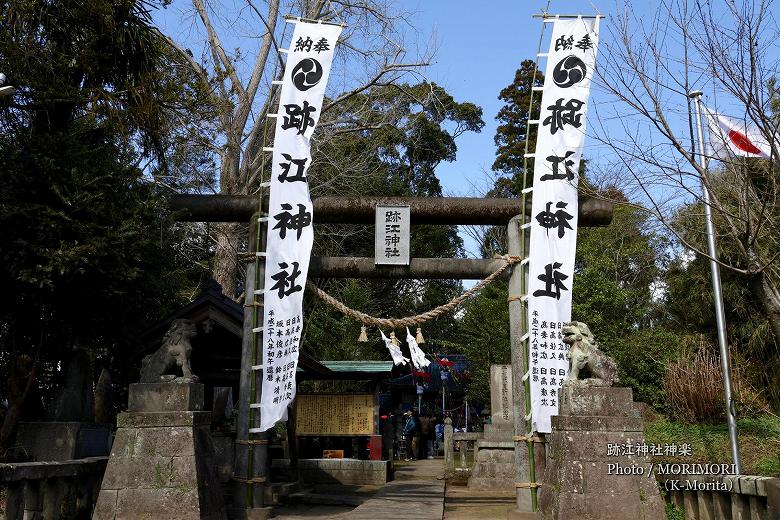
528,17,600,433
260,21,343,432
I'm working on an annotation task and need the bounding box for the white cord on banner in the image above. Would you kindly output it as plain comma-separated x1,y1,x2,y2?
251,364,264,371
283,15,346,27
252,327,264,333
521,371,530,382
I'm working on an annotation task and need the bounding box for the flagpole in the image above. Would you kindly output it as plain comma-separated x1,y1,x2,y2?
688,90,742,474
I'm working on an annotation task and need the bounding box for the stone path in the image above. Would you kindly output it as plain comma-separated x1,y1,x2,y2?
271,459,444,519
444,486,517,520
339,458,444,519
271,458,516,519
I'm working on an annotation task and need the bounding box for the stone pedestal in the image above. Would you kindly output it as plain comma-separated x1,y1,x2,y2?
93,383,226,520
469,365,517,490
538,386,665,520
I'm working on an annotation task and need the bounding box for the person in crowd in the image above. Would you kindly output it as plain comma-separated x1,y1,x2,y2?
403,410,417,461
419,412,435,459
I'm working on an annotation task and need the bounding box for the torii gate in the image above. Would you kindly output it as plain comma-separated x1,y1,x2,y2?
172,193,612,516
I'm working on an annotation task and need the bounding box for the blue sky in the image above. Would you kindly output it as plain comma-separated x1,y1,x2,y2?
404,1,608,257
408,1,604,201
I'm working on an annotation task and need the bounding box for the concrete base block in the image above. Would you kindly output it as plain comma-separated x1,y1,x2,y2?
127,382,204,413
538,386,665,520
468,446,517,491
93,383,226,520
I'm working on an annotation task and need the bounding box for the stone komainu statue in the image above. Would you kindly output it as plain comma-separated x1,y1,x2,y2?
562,321,619,387
140,319,199,383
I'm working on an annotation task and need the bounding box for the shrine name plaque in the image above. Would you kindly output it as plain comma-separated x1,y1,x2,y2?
296,394,375,435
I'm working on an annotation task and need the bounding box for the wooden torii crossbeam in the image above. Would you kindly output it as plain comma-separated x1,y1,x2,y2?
170,193,613,514
171,194,612,226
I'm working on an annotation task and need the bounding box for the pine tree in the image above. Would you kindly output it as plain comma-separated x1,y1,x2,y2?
492,59,544,180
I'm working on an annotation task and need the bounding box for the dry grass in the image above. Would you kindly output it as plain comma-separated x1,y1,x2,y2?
662,345,769,423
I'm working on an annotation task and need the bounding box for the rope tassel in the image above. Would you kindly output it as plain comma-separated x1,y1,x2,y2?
416,327,425,344
357,325,368,343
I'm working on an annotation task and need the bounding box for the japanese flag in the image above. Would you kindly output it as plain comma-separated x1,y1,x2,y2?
706,110,774,160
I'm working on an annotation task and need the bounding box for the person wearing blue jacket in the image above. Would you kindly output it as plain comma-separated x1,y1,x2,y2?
402,410,418,461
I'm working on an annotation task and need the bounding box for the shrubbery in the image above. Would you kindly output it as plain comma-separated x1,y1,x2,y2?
662,340,769,422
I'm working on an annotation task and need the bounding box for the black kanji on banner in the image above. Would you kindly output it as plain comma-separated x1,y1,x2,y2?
278,154,308,183
282,101,317,134
533,262,569,300
269,261,303,299
555,35,574,51
542,151,576,181
535,201,574,239
543,98,584,135
273,203,312,240
294,37,313,52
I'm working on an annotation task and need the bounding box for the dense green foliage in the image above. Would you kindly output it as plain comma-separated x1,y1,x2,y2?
0,0,204,448
454,282,511,404
572,204,680,408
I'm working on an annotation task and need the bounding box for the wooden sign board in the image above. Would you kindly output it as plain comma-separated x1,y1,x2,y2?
375,205,410,265
296,394,375,435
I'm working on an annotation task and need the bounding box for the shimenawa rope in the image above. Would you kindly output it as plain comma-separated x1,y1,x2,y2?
306,255,522,329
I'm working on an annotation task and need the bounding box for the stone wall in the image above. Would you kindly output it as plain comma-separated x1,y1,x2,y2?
272,459,389,486
661,473,780,520
0,457,108,519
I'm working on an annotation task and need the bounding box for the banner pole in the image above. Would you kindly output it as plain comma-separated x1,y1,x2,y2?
689,91,742,474
513,11,551,511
